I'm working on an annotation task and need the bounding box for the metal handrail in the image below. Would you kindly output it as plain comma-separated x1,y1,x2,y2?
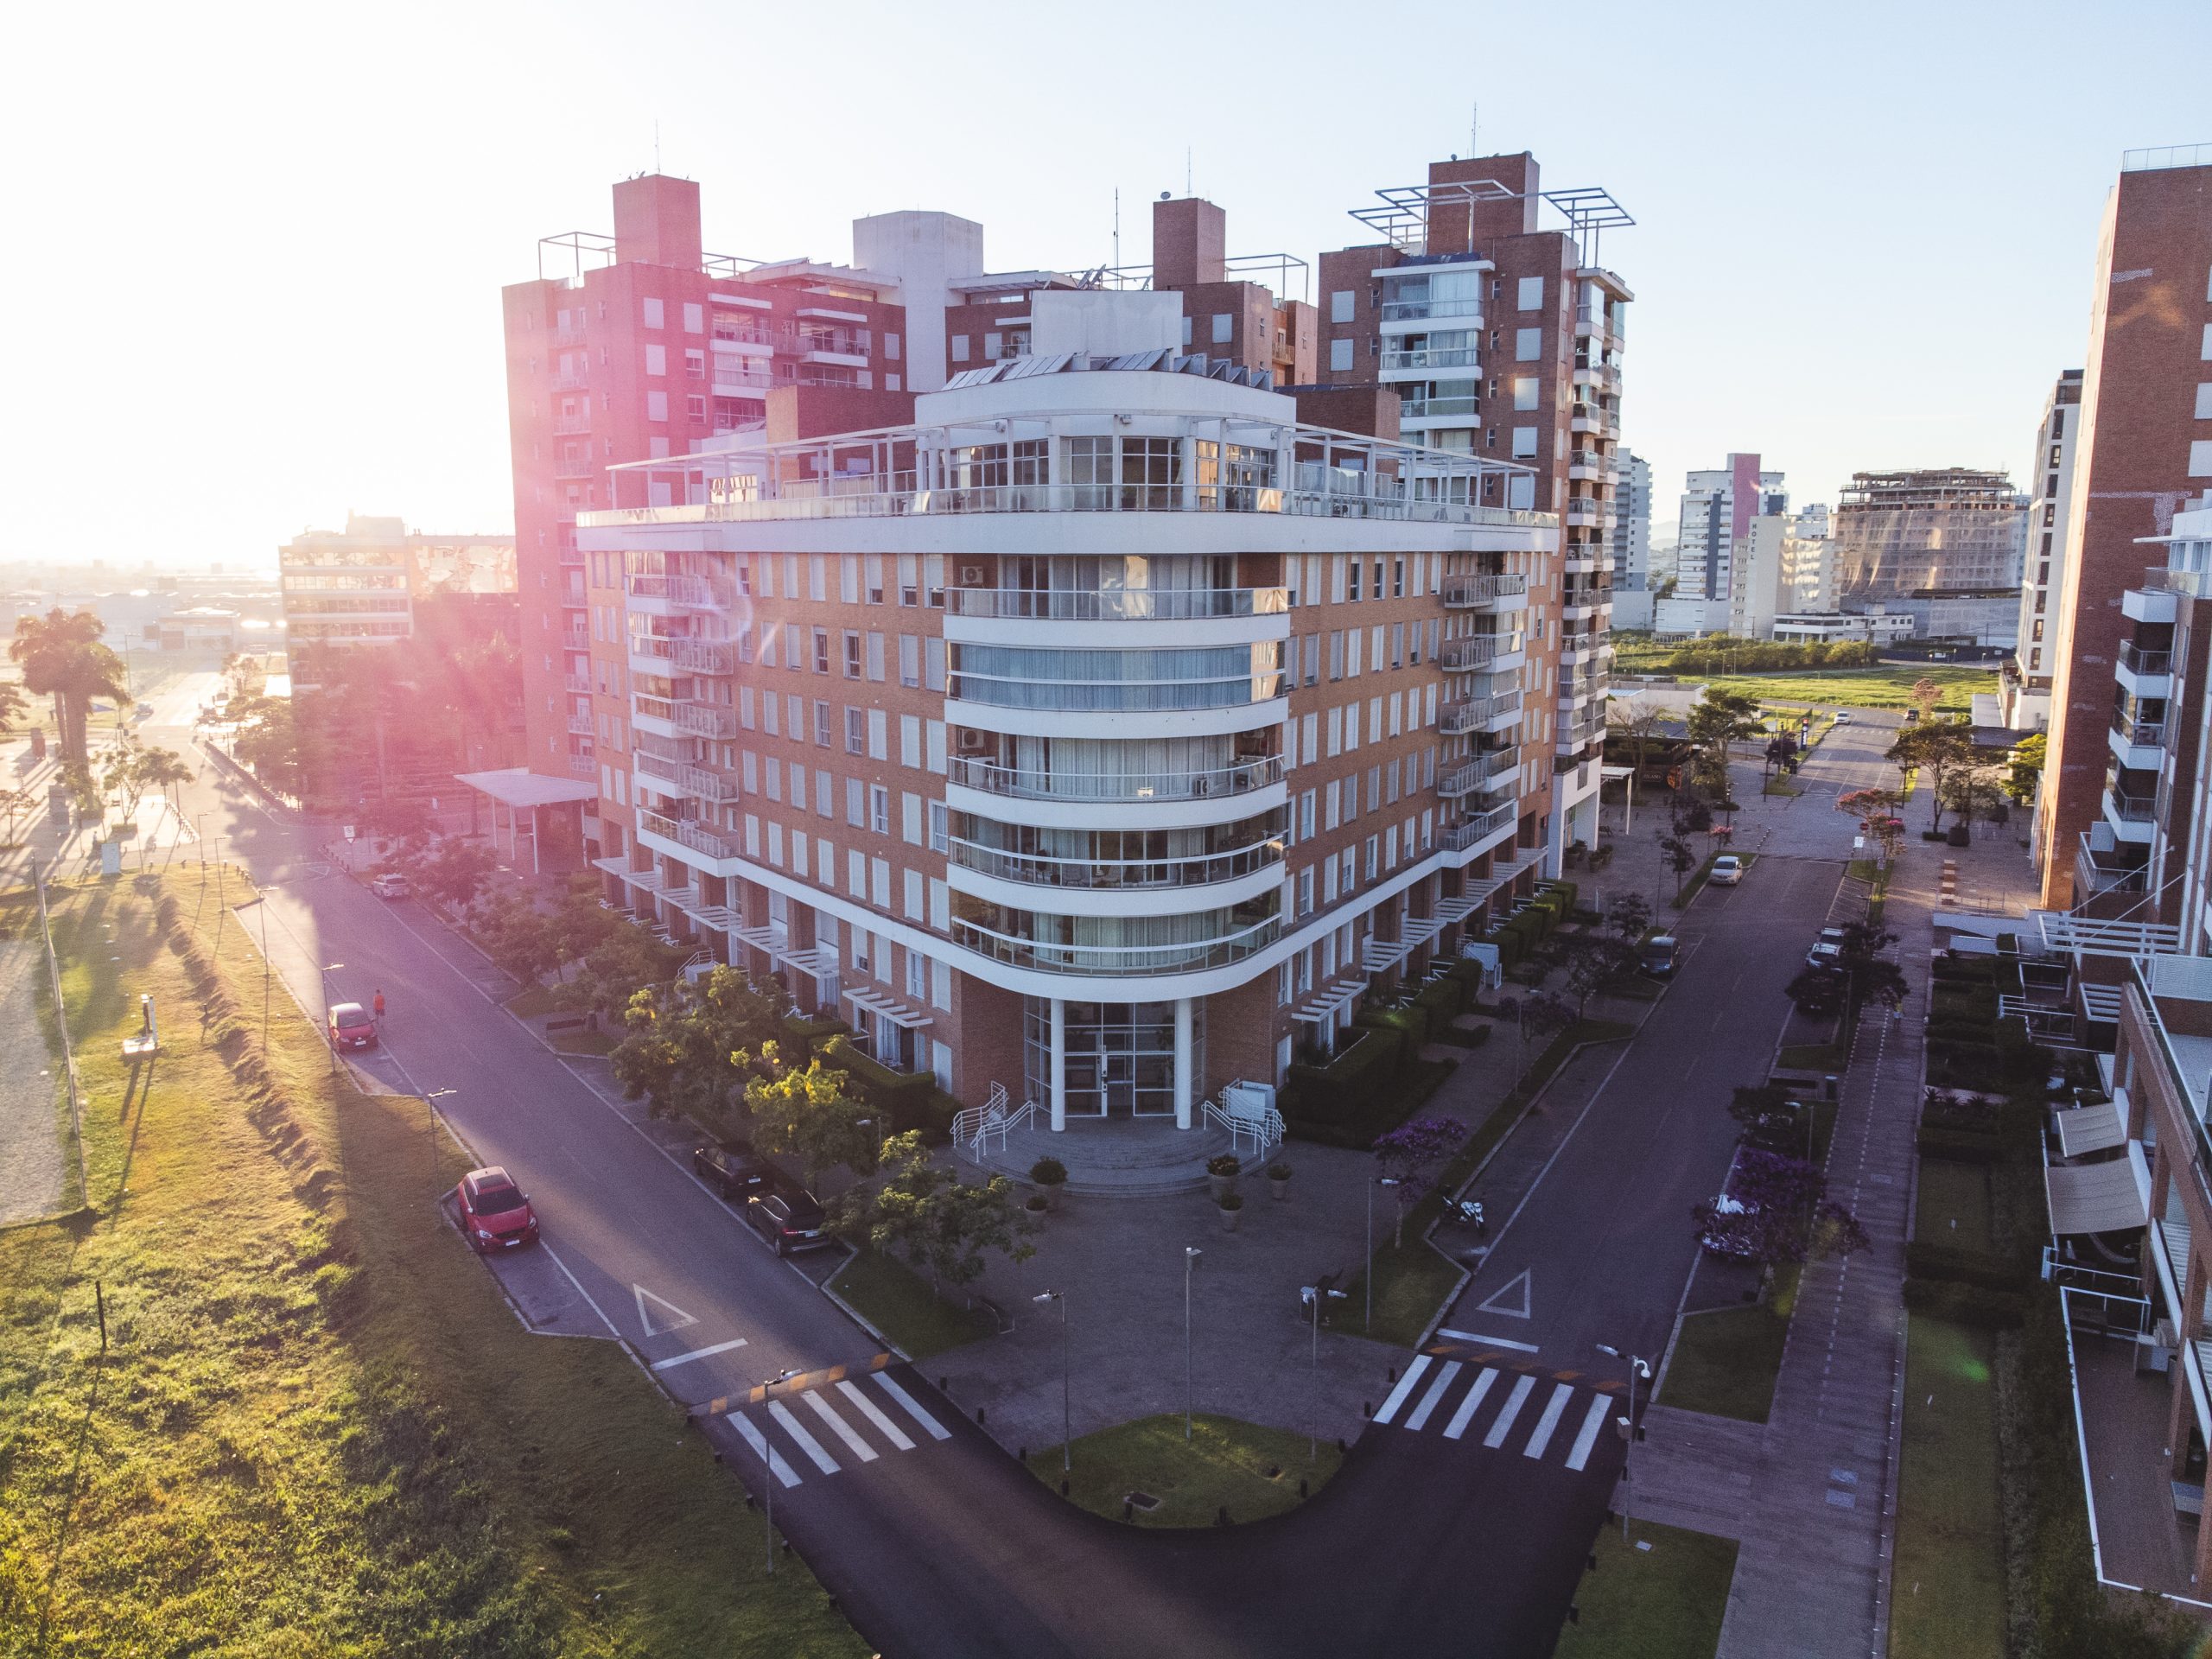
948,587,1288,621
947,753,1284,804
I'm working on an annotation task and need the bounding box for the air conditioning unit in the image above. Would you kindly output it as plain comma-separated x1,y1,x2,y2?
956,730,988,755
960,565,985,585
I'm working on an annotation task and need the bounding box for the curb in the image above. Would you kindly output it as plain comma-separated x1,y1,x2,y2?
811,1243,914,1363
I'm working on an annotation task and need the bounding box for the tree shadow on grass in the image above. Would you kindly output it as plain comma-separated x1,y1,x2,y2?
31,1349,103,1657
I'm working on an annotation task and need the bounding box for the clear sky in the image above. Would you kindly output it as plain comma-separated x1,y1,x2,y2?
3,0,2205,567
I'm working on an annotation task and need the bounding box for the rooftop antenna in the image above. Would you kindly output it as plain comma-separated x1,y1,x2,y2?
1186,147,1192,197
1471,102,1478,153
654,119,661,174
1113,187,1121,272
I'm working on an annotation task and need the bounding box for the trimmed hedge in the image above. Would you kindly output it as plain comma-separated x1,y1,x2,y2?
1905,1240,2034,1293
1916,1125,2003,1163
1931,956,2000,984
1903,1277,2027,1329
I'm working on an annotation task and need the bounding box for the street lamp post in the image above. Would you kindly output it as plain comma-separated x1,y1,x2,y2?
1596,1344,1653,1543
1184,1248,1202,1440
1302,1285,1349,1461
321,962,346,1072
1365,1176,1400,1332
756,1368,801,1573
1033,1289,1070,1473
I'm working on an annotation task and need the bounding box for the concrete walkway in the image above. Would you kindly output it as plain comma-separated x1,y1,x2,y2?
0,931,69,1225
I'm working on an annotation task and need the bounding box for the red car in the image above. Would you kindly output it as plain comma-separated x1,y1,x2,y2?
455,1166,539,1252
327,1001,377,1051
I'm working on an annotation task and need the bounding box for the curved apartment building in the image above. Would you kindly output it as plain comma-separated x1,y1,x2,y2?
577,342,1555,1126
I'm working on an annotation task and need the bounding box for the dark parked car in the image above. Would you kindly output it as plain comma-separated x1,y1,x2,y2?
1641,934,1678,978
693,1140,772,1202
746,1186,832,1255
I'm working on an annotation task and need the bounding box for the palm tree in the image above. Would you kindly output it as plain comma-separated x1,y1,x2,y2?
11,610,128,766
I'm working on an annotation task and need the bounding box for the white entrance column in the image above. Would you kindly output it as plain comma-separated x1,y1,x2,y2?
1049,996,1067,1132
1173,996,1194,1129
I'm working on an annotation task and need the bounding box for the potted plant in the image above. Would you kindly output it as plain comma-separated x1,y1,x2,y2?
1267,1162,1294,1201
1029,1156,1068,1210
1205,1154,1241,1203
1216,1191,1244,1233
1024,1192,1051,1218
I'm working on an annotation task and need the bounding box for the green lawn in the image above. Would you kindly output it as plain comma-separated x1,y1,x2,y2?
829,1247,999,1358
1658,1266,1798,1423
505,982,562,1018
1023,1412,1342,1528
1702,664,1995,713
1554,1519,1739,1659
1890,1313,2005,1659
1778,1042,1847,1074
550,1025,620,1056
1913,1160,1993,1251
1763,776,1801,797
0,874,860,1657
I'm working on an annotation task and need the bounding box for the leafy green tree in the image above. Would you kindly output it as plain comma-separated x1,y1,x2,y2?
840,1131,1034,1299
1561,927,1637,1015
2003,731,2045,805
1686,688,1761,805
552,916,686,1019
1836,787,1904,864
743,1051,876,1192
1657,832,1699,903
610,968,785,1135
11,609,129,764
1886,720,1980,832
136,743,194,823
413,837,499,912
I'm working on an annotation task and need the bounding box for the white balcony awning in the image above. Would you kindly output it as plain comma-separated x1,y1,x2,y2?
2046,1156,2151,1236
732,925,785,955
779,946,840,980
2054,1102,2126,1159
454,766,599,808
1292,975,1370,1024
1433,894,1482,925
1360,936,1409,973
843,987,933,1029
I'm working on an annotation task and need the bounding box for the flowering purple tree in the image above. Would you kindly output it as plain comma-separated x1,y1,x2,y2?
1691,1147,1869,1268
1372,1116,1465,1247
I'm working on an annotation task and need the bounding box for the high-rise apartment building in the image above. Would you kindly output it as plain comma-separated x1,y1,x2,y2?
1830,467,2026,645
1319,150,1632,862
500,176,1322,872
1654,455,1783,636
2032,147,2212,910
1726,505,1834,639
1609,448,1654,628
2001,371,2086,734
575,328,1553,1113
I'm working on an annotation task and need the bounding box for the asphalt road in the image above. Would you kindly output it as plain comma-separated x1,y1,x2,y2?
114,697,1875,1659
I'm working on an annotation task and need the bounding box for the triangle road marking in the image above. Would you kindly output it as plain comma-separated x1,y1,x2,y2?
1475,1268,1532,1320
633,1283,701,1338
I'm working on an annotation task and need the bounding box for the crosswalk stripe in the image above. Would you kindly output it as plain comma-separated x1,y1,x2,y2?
1403,1360,1461,1431
769,1398,840,1474
728,1411,801,1487
1522,1382,1575,1459
1565,1392,1613,1471
804,1391,879,1463
1483,1373,1538,1448
1442,1368,1499,1440
874,1372,952,1440
1372,1355,1433,1426
836,1378,915,1450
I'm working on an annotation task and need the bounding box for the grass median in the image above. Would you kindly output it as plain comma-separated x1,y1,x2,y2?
828,1247,998,1358
1657,1263,1799,1423
0,871,861,1657
1700,664,1994,713
1022,1412,1342,1528
1553,1518,1738,1659
1890,1312,2004,1659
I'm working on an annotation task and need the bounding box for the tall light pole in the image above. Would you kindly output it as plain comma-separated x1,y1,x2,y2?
1365,1176,1400,1332
1596,1343,1652,1544
756,1368,801,1574
1033,1289,1069,1473
1302,1284,1348,1461
320,961,346,1071
1184,1248,1202,1440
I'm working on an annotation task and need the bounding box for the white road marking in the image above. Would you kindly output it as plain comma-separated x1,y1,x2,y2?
836,1379,915,1450
728,1411,801,1487
1403,1361,1462,1431
768,1398,840,1474
873,1372,951,1440
1475,1268,1532,1320
1442,1368,1500,1440
1522,1382,1575,1459
649,1337,749,1372
1372,1354,1433,1426
632,1283,700,1337
804,1391,879,1463
1483,1374,1538,1448
537,1244,625,1341
1437,1329,1541,1354
1565,1392,1614,1471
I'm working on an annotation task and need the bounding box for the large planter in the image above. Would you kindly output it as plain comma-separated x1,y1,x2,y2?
1216,1202,1242,1233
1208,1173,1238,1204
1268,1176,1291,1202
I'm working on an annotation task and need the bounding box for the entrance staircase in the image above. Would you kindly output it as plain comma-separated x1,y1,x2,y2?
971,1112,1240,1198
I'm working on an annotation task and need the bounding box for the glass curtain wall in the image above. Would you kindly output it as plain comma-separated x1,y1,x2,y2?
1023,999,1204,1118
